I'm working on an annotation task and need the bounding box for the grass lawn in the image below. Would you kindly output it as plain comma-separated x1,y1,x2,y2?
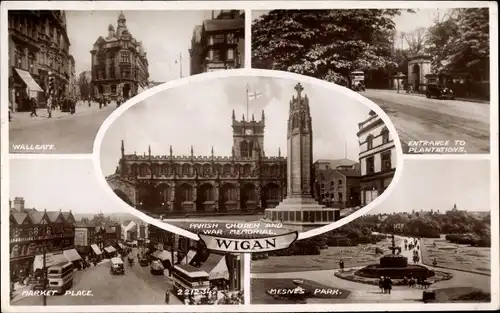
252,237,396,273
251,278,350,304
434,287,491,302
422,236,490,275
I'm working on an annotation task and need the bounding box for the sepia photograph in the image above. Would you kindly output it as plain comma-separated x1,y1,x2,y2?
8,9,245,154
250,159,491,304
252,8,491,154
99,74,400,238
8,159,245,306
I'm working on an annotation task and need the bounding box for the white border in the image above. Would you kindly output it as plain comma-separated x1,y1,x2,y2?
91,69,405,241
1,1,498,312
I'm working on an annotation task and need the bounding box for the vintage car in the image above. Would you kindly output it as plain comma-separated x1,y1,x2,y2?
139,257,149,267
150,260,164,275
426,84,455,100
110,257,125,275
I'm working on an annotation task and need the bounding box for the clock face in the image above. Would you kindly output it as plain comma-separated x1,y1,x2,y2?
245,129,253,135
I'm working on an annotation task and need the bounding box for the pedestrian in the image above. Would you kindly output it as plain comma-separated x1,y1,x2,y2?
383,276,392,294
378,276,384,293
30,97,38,117
339,259,344,272
432,258,437,267
47,96,53,118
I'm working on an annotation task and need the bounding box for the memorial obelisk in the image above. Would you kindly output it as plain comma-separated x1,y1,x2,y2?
264,83,339,230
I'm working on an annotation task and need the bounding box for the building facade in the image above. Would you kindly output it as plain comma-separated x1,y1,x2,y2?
9,197,76,278
107,110,287,217
314,164,361,209
189,10,244,75
357,110,397,206
8,10,73,111
90,12,149,99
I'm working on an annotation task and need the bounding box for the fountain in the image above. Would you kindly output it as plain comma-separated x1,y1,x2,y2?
355,234,434,279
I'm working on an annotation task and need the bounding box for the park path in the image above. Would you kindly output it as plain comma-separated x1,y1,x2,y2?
252,236,490,303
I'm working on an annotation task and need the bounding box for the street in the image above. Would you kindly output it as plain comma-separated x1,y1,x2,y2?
9,103,115,154
362,90,490,154
13,248,181,305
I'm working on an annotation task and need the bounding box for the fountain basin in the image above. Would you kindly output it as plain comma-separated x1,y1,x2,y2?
355,264,434,279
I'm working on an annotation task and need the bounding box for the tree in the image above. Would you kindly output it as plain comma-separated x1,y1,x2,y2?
402,27,428,55
252,9,406,85
427,8,489,79
78,71,92,100
80,217,90,225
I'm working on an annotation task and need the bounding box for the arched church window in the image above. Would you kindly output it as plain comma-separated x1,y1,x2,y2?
243,164,251,175
248,141,254,155
223,164,232,175
240,141,248,158
182,164,190,176
203,164,211,175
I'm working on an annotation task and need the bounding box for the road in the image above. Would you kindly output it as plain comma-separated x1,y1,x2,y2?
361,90,490,154
14,249,181,305
251,236,490,303
9,104,115,154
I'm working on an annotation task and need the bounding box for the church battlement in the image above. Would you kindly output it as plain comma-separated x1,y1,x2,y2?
122,154,286,163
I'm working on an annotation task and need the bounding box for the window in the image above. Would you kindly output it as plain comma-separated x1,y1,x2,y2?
366,156,375,174
212,49,222,61
227,32,235,44
381,128,390,144
227,48,235,61
121,52,130,63
366,135,374,150
381,152,392,171
213,34,225,44
338,193,343,202
338,179,343,186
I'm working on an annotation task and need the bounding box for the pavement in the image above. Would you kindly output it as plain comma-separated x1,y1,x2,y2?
361,89,490,154
9,102,115,154
12,248,182,306
251,236,490,303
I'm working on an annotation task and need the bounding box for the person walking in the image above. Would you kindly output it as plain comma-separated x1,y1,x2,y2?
339,259,345,272
47,96,52,118
383,276,392,294
378,276,384,294
29,97,38,117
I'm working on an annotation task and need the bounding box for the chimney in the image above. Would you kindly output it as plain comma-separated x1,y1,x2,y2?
13,197,25,212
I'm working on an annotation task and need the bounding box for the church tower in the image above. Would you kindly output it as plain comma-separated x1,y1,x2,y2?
231,109,265,158
287,83,313,196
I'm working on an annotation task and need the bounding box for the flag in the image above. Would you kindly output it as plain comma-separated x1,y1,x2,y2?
247,90,262,101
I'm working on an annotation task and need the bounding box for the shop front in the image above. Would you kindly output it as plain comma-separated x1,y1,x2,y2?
11,68,44,111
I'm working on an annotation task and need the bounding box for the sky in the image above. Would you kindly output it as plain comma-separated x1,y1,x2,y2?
99,76,375,175
10,159,123,214
371,159,491,214
66,10,216,82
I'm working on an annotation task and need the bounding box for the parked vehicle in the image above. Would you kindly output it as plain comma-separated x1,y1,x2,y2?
426,84,455,100
150,260,164,275
139,257,149,267
110,257,125,275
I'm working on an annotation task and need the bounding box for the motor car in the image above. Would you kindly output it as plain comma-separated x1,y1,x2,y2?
426,84,455,100
150,260,164,275
139,257,149,267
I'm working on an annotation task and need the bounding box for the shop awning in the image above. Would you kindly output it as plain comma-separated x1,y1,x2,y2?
90,244,102,255
104,246,116,253
15,68,44,92
181,250,197,264
118,243,125,249
131,240,138,245
63,249,82,262
157,250,173,262
33,253,69,271
200,253,229,281
151,250,161,259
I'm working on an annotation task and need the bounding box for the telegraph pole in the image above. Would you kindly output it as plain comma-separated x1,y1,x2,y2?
42,239,47,306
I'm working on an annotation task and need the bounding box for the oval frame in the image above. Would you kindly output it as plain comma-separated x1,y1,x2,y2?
93,69,404,241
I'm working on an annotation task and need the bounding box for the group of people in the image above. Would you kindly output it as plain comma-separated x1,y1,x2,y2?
378,276,393,294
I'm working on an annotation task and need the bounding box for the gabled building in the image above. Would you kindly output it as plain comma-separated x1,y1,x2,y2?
9,197,76,279
189,10,244,74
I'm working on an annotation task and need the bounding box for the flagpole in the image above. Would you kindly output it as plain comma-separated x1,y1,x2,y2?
246,84,249,119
